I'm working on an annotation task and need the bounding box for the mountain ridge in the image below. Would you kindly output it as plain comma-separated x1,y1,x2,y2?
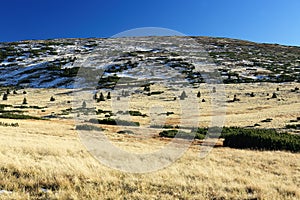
2,36,300,48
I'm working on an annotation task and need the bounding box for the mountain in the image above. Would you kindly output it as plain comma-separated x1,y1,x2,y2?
0,36,299,89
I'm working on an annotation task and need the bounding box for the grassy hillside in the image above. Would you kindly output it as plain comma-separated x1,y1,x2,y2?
0,82,298,199
0,120,299,199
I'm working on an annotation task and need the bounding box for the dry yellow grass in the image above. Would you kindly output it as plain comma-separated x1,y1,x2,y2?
0,82,299,199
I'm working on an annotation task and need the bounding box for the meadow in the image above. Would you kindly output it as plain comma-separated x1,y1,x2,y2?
0,82,299,199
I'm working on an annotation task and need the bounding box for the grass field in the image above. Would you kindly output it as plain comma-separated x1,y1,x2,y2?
0,82,299,199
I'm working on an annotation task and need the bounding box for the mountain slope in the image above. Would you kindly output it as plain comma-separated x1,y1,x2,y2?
0,36,299,88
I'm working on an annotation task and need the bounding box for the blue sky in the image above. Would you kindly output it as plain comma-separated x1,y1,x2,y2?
1,0,300,46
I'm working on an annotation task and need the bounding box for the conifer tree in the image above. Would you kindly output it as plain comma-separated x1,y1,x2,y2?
107,92,111,99
2,93,8,101
93,93,98,100
82,101,86,108
98,92,105,101
22,97,27,104
180,91,187,100
271,93,277,98
212,87,216,93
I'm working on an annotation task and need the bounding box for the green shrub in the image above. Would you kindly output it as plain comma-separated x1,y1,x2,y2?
14,105,38,109
290,119,298,123
117,130,134,134
75,124,104,131
150,124,168,129
144,86,150,92
128,110,147,117
150,124,179,129
261,118,272,123
223,128,300,152
0,110,24,114
163,124,175,129
285,124,300,129
159,129,205,140
166,112,174,116
89,118,140,126
150,91,164,95
98,76,120,84
96,109,112,115
0,104,12,110
62,67,79,77
191,127,224,138
158,126,300,152
0,113,41,120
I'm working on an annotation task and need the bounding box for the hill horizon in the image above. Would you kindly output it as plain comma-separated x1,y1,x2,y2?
2,35,300,48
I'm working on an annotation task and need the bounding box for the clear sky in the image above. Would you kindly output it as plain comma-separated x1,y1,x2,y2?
1,0,300,46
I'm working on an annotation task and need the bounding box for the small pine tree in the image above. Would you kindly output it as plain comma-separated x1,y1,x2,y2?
271,93,277,98
180,91,187,100
23,91,27,94
98,92,105,101
93,93,98,100
2,93,8,101
197,91,201,98
6,89,10,94
250,92,255,97
233,94,240,102
13,90,17,95
22,97,27,104
107,92,111,99
50,96,55,102
212,87,216,93
144,86,150,92
82,101,86,108
202,99,206,102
